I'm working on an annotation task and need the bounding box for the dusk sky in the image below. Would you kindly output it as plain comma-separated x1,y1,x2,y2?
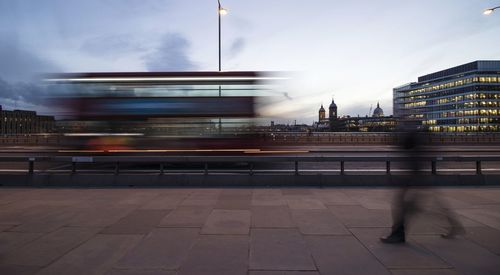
1,0,500,123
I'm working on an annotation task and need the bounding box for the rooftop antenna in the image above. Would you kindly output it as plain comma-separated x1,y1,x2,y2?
368,104,373,117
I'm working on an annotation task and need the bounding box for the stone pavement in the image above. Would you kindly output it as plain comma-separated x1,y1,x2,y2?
0,187,499,275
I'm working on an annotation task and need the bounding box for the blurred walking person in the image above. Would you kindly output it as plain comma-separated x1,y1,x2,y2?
380,123,465,243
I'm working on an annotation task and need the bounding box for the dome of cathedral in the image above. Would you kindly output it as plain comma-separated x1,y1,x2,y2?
373,102,384,117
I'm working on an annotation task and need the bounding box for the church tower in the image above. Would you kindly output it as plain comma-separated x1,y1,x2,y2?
329,98,338,131
329,98,337,120
318,104,326,122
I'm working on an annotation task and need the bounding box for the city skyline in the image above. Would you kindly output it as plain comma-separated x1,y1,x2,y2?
1,0,500,123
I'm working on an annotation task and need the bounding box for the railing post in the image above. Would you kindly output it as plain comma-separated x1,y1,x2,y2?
28,158,34,174
249,162,254,175
72,162,76,174
115,162,119,175
431,160,437,175
160,163,164,175
340,161,345,175
204,163,208,175
386,161,390,175
295,161,299,175
476,160,482,175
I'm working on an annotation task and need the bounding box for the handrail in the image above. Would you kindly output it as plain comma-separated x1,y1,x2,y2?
1,155,499,176
1,155,500,163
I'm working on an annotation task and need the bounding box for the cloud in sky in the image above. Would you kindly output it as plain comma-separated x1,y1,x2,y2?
0,78,48,110
0,37,59,82
144,33,197,71
0,34,59,112
1,0,500,122
229,37,246,58
80,34,145,59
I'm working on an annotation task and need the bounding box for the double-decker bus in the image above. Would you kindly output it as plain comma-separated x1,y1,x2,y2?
45,71,288,154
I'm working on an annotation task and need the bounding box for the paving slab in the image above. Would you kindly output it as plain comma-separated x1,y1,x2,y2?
116,228,199,270
252,189,283,196
0,264,41,275
281,189,313,196
178,235,248,275
106,269,175,275
0,232,43,256
0,224,14,231
221,189,253,196
464,226,500,255
350,228,449,269
456,208,500,230
9,209,77,233
328,205,391,227
469,189,500,203
201,209,251,235
312,189,359,205
291,209,350,235
1,227,101,267
101,210,170,235
0,205,59,225
114,192,162,207
37,234,142,275
249,272,319,275
343,189,393,210
390,269,459,275
68,207,134,227
441,189,498,205
413,235,500,275
251,206,294,228
186,189,220,199
0,187,498,275
159,206,212,227
215,197,252,210
305,235,390,275
250,228,316,271
180,198,217,206
0,200,44,212
437,194,474,209
251,196,287,206
141,195,185,210
286,198,326,210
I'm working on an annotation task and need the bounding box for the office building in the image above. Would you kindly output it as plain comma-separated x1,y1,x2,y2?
0,106,55,135
393,61,500,132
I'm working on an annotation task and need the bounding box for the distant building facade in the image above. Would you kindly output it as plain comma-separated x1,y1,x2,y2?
393,60,500,132
315,100,396,132
0,106,55,135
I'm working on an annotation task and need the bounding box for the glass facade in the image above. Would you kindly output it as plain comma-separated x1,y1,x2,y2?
393,61,500,132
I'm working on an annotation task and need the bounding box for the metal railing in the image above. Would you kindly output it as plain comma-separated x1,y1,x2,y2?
1,155,499,176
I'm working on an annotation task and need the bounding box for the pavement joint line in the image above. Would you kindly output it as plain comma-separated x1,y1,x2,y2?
0,187,499,274
408,235,456,270
346,227,392,272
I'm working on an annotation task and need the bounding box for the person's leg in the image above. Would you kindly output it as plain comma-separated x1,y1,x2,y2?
381,187,407,243
432,190,465,238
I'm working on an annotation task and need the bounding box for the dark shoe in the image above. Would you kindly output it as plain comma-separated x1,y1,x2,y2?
380,234,405,244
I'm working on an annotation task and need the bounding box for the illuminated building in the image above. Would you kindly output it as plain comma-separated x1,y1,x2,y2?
328,99,338,131
393,60,500,132
372,102,384,117
315,101,396,132
0,106,55,135
318,104,326,122
315,99,338,131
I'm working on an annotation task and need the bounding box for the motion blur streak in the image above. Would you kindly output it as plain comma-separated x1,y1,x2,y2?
46,71,291,154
